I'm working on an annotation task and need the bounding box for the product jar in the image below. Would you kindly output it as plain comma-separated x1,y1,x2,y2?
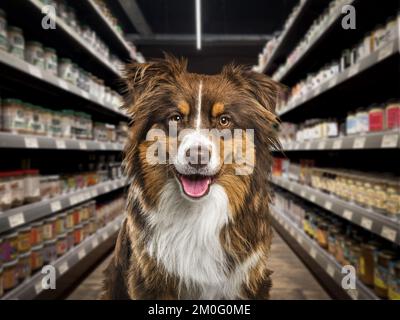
7,26,24,60
43,217,56,241
55,213,66,235
30,221,44,246
0,171,12,211
0,265,3,298
388,261,400,300
385,100,400,130
17,226,32,253
25,41,45,69
1,232,19,262
30,245,44,271
73,224,84,245
58,58,74,84
65,209,75,229
66,228,74,250
43,239,57,264
72,207,81,225
0,9,7,51
369,105,385,132
374,250,397,298
23,169,40,203
17,251,31,282
43,47,58,76
56,233,68,257
2,259,18,291
9,170,24,207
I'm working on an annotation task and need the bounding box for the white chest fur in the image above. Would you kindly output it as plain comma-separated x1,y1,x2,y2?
147,180,257,299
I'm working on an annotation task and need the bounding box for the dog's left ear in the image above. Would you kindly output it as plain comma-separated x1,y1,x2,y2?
221,64,285,115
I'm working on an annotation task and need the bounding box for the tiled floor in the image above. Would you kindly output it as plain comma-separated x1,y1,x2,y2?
67,232,330,300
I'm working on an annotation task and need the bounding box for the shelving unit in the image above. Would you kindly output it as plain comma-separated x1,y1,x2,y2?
270,205,379,300
0,178,128,234
278,38,399,117
279,131,400,151
1,215,124,300
262,0,327,75
0,132,124,151
271,176,400,245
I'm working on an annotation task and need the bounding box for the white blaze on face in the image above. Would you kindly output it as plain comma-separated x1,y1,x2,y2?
195,80,203,130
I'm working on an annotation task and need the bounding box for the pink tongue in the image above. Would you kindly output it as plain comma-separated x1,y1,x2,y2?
180,176,211,198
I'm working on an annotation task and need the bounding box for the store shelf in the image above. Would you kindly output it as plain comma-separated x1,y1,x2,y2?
278,131,400,151
25,0,121,77
1,215,124,300
0,132,124,151
271,176,400,245
262,0,325,75
278,38,400,116
85,0,135,60
274,0,355,82
0,178,128,234
0,50,126,118
270,205,379,300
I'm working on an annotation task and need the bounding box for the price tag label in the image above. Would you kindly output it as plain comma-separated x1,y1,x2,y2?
28,64,43,79
92,238,99,248
310,247,317,259
381,226,397,242
378,42,394,61
114,224,120,231
55,139,66,149
57,79,69,91
79,141,87,150
78,249,87,260
24,137,39,148
333,139,342,149
81,90,89,99
104,185,110,193
353,137,366,149
102,232,109,241
326,264,335,278
69,195,79,206
343,209,353,221
324,201,333,210
300,190,306,198
50,201,62,213
34,281,43,294
58,262,69,275
381,134,398,148
309,194,316,202
91,189,98,197
305,141,312,150
318,140,326,150
360,217,373,230
8,213,25,228
99,143,106,150
289,185,294,192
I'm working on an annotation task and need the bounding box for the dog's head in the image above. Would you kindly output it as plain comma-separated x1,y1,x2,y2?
123,55,280,213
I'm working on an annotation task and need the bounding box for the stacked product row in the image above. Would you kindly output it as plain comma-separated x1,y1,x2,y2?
276,15,398,108
0,162,122,211
0,98,128,143
273,189,399,300
0,8,122,107
0,195,125,297
272,158,400,221
279,100,400,143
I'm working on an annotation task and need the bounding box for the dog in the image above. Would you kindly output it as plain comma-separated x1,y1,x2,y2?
102,55,281,300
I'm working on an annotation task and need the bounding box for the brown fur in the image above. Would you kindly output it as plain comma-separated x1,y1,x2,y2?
103,54,282,299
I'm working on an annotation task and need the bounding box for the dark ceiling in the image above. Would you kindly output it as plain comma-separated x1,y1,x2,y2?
106,0,298,74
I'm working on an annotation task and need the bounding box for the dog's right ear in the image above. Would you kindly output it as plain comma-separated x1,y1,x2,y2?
122,54,188,113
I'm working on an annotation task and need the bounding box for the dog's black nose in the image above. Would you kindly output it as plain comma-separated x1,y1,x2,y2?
186,145,211,169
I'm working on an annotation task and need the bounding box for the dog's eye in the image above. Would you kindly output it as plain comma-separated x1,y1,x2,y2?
219,115,230,127
169,114,182,122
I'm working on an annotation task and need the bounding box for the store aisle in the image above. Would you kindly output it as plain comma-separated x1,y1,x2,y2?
67,232,330,300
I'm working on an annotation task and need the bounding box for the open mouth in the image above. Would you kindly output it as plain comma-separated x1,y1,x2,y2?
176,173,215,199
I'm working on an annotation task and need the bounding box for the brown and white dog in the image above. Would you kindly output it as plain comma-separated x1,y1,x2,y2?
102,55,281,300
